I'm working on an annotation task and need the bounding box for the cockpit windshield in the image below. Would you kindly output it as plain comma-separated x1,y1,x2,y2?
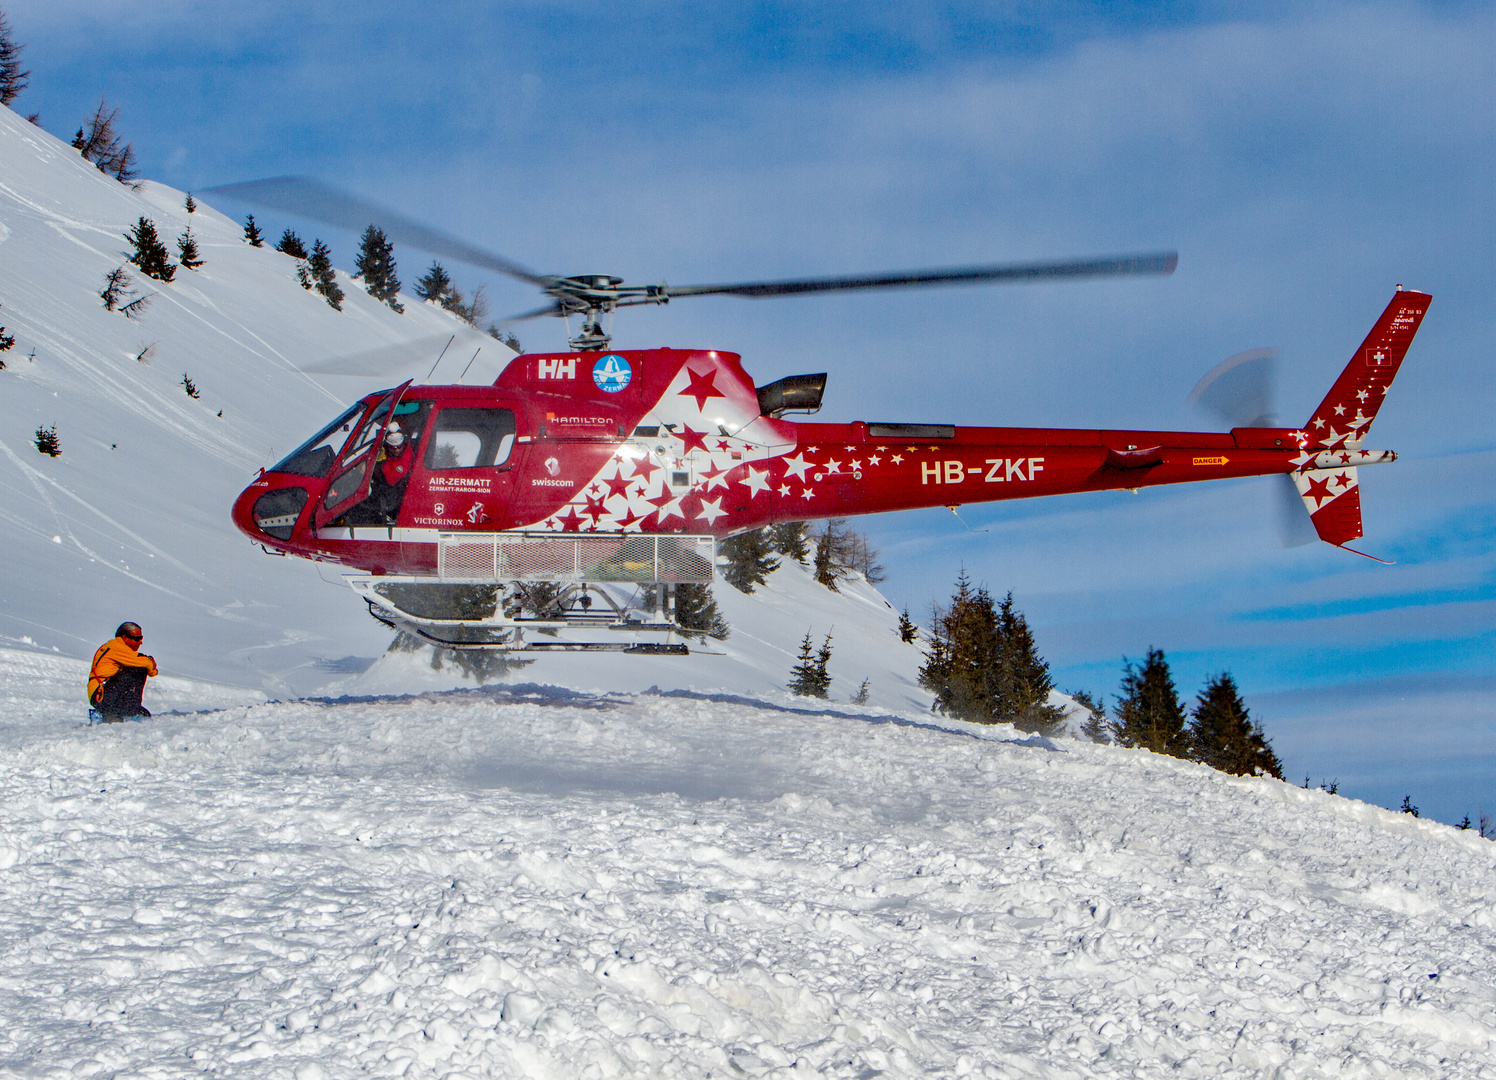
271,402,365,478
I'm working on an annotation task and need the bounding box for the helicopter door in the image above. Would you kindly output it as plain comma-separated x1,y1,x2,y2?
314,381,413,530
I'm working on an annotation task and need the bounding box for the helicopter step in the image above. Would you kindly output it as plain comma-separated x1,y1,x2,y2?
348,575,701,654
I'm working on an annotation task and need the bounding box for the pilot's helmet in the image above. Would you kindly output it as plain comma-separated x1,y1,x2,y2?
384,423,406,450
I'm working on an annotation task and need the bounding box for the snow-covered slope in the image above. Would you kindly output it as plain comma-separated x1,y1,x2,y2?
3,647,1495,1077
0,106,494,695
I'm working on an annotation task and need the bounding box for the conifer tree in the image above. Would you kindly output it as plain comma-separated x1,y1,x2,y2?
898,606,918,643
71,98,136,182
994,593,1065,734
768,521,809,563
852,677,871,705
125,217,175,282
814,630,833,698
812,525,839,591
354,224,404,312
307,239,344,310
719,528,779,593
1188,672,1283,778
920,575,1062,731
243,215,264,246
276,229,308,259
672,583,729,640
0,324,12,352
788,632,821,697
184,192,196,214
788,630,833,698
0,7,30,105
34,423,59,456
176,226,203,270
1112,648,1190,757
415,261,453,303
1070,690,1111,743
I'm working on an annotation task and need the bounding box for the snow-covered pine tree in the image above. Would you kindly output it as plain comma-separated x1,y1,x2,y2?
181,373,199,398
852,678,870,705
768,521,809,564
125,217,175,282
719,528,779,593
415,261,453,304
276,229,308,259
1188,673,1283,777
0,324,12,352
307,239,344,310
184,193,196,214
0,7,30,105
1112,648,1191,757
176,227,203,270
242,215,263,246
672,584,729,640
354,224,404,312
34,424,59,456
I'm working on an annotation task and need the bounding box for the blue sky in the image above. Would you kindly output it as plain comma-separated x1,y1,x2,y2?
8,1,1493,822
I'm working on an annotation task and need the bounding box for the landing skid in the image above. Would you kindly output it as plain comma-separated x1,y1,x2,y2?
349,575,699,654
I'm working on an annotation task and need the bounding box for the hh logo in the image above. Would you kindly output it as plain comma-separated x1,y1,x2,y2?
538,358,577,380
921,458,1044,484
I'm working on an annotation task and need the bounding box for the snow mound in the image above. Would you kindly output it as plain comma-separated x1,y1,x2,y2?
3,648,1494,1077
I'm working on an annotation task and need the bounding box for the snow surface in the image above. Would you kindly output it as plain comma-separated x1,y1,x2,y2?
4,647,1496,1078
5,104,1496,1079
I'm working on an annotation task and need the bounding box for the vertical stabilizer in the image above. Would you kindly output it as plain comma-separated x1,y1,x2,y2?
1294,288,1430,548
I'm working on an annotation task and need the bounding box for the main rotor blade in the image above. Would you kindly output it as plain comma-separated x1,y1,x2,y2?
658,252,1178,300
204,177,550,287
495,302,567,324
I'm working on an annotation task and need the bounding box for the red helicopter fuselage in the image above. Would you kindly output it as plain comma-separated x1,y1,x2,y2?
232,290,1429,573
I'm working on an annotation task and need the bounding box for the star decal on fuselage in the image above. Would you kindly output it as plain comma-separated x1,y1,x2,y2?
681,367,723,411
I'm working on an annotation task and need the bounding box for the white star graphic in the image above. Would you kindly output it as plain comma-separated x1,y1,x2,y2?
850,459,861,471
740,466,771,496
868,455,881,466
695,497,727,525
892,454,904,464
824,458,841,474
654,496,686,522
704,469,732,492
875,446,887,452
844,444,856,451
1334,404,1346,415
1356,389,1369,401
782,453,814,481
1313,418,1326,429
800,487,816,500
778,484,792,496
806,446,819,453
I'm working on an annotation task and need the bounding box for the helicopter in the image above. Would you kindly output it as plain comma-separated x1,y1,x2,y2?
218,180,1430,653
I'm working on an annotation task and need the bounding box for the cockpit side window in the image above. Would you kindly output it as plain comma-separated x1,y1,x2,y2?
272,403,363,478
424,408,517,470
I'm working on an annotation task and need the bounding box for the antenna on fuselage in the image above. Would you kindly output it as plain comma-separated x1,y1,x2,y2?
424,335,455,383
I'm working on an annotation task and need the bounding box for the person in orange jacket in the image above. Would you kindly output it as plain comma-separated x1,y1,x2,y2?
88,622,158,722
